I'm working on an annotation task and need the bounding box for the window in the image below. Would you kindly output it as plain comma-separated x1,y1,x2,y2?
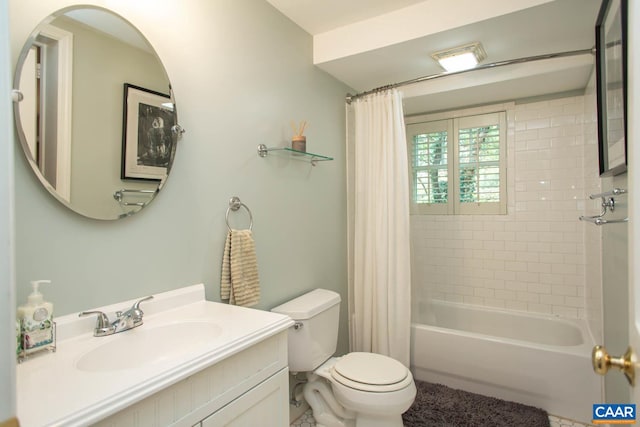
407,112,506,215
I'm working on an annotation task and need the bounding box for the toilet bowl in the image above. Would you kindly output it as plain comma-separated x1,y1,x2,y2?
308,353,416,427
271,289,416,427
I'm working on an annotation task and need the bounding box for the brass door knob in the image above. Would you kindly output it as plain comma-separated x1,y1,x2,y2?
592,345,635,386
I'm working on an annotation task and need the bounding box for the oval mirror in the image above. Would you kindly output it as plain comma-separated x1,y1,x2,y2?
13,6,181,220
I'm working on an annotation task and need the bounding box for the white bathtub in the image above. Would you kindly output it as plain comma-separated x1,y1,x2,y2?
410,300,601,424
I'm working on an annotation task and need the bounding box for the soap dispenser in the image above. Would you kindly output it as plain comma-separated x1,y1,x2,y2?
18,280,54,353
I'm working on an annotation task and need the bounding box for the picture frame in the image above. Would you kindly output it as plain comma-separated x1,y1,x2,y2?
595,0,627,176
121,83,176,180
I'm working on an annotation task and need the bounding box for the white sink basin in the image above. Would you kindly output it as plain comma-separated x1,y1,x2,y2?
18,285,294,427
75,321,224,372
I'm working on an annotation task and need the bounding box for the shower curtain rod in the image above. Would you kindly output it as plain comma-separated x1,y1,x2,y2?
345,48,595,104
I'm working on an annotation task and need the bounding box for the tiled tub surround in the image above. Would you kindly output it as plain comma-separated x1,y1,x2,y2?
582,71,603,345
410,96,590,318
16,284,293,427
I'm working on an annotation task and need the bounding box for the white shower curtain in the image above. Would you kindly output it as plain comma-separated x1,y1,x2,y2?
346,89,411,366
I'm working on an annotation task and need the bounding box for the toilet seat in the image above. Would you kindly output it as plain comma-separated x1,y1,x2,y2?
330,352,412,392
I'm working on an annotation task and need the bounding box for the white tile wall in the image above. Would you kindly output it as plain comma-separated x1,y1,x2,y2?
582,72,604,341
410,95,596,319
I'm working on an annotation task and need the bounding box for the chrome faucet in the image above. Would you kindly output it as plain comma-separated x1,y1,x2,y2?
79,295,154,337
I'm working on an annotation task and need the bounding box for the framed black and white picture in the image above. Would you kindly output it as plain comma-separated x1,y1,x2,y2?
121,83,176,180
595,0,627,176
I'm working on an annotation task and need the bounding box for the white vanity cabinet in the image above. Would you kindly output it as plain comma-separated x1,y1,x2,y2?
18,285,294,427
199,369,288,427
94,331,289,427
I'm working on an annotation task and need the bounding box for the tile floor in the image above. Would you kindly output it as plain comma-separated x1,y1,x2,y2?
290,409,315,427
290,409,595,427
548,415,594,427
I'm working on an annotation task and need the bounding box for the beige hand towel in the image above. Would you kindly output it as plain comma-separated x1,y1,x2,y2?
221,229,260,307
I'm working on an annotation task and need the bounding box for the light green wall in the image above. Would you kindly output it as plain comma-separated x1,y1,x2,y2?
1,0,17,419
11,0,350,355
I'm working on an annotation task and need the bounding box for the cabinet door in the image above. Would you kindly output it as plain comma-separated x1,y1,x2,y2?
201,369,288,427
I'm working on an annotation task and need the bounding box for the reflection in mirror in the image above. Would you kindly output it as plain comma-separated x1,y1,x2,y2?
13,6,180,220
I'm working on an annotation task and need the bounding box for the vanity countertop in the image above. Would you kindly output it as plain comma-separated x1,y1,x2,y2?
16,284,293,427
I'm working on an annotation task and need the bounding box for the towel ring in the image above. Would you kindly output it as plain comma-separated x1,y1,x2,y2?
225,196,253,231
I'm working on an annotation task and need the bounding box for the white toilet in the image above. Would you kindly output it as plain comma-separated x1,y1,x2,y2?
271,289,416,427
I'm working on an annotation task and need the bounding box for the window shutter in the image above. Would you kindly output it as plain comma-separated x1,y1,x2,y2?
455,112,507,215
407,120,453,214
407,111,506,215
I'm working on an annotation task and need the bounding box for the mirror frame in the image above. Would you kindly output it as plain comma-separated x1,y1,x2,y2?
595,0,628,176
12,5,181,220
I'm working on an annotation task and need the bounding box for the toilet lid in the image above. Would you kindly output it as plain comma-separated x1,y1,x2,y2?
331,352,411,392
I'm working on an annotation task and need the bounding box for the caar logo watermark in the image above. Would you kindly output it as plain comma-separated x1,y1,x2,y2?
593,404,636,424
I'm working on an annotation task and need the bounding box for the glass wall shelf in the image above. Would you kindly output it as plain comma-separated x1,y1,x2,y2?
257,144,333,166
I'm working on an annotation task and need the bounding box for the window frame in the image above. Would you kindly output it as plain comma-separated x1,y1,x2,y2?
407,111,507,215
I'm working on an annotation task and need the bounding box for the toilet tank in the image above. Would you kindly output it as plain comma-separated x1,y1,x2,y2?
271,289,341,373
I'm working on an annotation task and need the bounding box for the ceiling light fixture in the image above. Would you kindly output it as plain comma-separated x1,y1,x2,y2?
431,42,487,72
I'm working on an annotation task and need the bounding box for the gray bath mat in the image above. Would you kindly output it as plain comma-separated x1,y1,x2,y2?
402,381,550,427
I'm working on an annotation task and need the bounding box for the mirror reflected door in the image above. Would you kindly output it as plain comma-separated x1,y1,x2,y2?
19,24,74,203
13,6,181,220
